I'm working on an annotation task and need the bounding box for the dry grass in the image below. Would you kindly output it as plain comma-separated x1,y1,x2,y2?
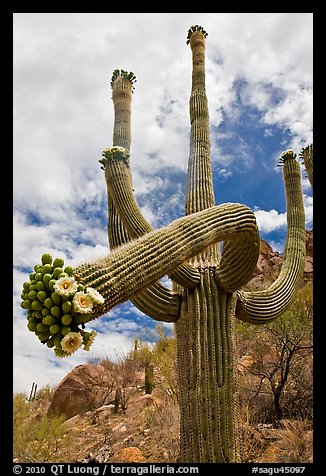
272,420,312,463
142,399,180,462
257,419,313,463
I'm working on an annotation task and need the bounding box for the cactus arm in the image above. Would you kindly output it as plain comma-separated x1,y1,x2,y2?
107,73,134,252
299,144,313,190
235,151,306,324
215,234,261,292
107,73,182,320
185,27,219,265
102,148,200,288
107,185,180,323
185,26,260,289
73,203,259,319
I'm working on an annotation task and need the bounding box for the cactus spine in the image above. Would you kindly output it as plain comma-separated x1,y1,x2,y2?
21,26,308,463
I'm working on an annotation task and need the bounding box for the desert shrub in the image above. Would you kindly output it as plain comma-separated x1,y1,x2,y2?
239,423,264,463
236,285,313,424
13,392,72,462
257,419,313,463
143,399,180,462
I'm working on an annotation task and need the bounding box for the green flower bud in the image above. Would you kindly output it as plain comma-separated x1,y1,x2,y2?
21,300,31,309
50,324,61,335
37,322,49,332
33,311,43,320
62,300,72,314
53,257,65,268
31,300,43,311
51,292,61,306
27,316,38,324
42,273,52,288
23,282,31,292
29,272,36,281
41,253,53,265
35,272,43,282
29,284,37,292
36,281,46,292
61,314,72,326
38,331,51,342
28,290,38,301
27,322,37,332
54,335,63,348
43,315,57,326
64,266,73,276
42,307,50,316
34,264,42,273
44,297,54,309
42,264,53,275
53,267,63,279
48,279,57,292
61,326,71,336
37,291,47,302
46,336,56,348
50,305,61,318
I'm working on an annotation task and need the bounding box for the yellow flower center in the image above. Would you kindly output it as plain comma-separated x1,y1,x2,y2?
79,296,88,307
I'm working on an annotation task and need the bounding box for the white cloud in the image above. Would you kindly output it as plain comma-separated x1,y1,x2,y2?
13,319,136,394
254,209,287,233
303,194,313,229
254,193,313,234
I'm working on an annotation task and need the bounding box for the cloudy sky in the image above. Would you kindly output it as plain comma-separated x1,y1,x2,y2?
13,13,313,394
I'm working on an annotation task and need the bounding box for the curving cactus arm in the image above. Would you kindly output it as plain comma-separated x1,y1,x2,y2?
235,150,306,324
102,148,201,288
74,203,259,318
107,72,181,321
106,73,133,251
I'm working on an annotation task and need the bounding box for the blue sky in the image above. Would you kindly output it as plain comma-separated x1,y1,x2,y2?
13,13,313,394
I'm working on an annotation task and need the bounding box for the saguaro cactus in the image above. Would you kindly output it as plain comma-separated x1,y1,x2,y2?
299,144,313,190
21,26,309,462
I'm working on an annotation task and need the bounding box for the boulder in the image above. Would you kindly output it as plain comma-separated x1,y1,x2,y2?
246,232,313,289
47,364,114,420
112,447,145,463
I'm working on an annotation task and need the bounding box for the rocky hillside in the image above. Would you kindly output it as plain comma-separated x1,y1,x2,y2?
247,230,313,289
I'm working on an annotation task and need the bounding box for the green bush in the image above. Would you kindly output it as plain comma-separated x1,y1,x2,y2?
13,393,71,462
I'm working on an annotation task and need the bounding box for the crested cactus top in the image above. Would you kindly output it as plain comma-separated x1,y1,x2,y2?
110,69,137,90
278,149,297,165
186,25,208,44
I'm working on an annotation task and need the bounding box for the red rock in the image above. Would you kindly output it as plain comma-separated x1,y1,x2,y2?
47,364,114,420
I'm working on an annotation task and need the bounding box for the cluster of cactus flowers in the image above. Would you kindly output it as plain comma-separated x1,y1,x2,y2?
20,253,101,357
